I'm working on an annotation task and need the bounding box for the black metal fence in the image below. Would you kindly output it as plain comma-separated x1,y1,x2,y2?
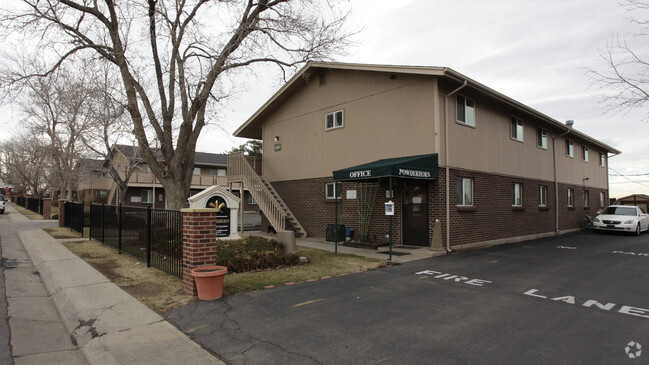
89,204,183,278
27,198,40,214
64,201,85,236
16,197,25,208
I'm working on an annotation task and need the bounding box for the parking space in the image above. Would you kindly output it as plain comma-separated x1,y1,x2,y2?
167,232,649,364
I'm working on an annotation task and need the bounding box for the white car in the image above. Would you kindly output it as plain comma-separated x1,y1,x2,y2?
0,195,5,214
592,205,649,235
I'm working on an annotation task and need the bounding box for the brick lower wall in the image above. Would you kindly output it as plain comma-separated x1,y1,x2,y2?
268,168,607,248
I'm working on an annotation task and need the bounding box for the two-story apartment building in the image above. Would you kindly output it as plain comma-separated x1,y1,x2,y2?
231,62,620,250
78,144,259,211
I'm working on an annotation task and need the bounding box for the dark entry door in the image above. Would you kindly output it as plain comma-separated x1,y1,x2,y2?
402,180,429,246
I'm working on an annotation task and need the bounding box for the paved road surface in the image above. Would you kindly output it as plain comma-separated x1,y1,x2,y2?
168,231,649,364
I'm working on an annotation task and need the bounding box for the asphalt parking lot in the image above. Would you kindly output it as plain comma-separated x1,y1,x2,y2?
167,231,649,364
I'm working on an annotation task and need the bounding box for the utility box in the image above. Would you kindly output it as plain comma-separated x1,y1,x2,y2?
326,224,346,242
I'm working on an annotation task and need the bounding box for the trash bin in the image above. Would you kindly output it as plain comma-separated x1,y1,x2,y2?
345,227,354,241
326,224,346,242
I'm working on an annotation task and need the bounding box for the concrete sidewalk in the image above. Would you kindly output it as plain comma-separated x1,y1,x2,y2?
0,205,223,365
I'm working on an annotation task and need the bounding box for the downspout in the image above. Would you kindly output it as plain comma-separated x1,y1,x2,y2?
551,122,573,232
443,79,467,253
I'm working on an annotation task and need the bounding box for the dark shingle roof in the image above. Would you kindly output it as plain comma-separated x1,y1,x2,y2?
113,144,227,167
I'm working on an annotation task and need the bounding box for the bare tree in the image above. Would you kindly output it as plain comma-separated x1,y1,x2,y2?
0,135,50,198
1,0,353,209
80,65,140,205
587,0,649,115
16,61,98,200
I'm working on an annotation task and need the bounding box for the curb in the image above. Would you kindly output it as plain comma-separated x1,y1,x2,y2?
17,226,223,364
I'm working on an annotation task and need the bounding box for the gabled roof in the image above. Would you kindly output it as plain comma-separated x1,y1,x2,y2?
234,61,621,155
112,144,227,167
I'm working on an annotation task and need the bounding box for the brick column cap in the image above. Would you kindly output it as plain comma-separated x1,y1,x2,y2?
181,208,219,213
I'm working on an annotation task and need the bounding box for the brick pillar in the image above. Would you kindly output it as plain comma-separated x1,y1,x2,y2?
181,208,218,296
42,199,52,219
58,200,66,227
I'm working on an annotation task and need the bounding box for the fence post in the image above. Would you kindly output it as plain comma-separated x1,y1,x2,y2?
181,208,218,296
42,199,52,220
146,205,152,267
101,203,105,245
118,204,123,254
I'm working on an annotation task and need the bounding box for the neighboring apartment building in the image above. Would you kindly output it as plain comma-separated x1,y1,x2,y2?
77,144,259,211
230,62,620,249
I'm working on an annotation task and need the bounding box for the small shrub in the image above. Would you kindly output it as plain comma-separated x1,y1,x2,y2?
215,236,300,273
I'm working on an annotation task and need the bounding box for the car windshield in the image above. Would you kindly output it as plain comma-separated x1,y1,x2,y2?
0,196,5,201
601,207,637,216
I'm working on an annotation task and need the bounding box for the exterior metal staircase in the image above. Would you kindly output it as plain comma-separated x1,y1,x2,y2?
228,152,307,238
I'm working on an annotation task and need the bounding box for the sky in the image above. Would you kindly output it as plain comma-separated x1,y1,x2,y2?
1,0,648,198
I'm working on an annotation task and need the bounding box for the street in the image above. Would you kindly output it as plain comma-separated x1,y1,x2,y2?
167,231,649,364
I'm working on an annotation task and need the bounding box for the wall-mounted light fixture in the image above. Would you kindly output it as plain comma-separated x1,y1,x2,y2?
274,136,279,142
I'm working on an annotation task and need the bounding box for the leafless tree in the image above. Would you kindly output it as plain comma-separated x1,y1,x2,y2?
1,0,354,209
15,60,99,200
0,135,50,198
587,0,649,115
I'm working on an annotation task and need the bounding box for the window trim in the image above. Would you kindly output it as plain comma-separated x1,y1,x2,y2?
599,192,606,207
567,188,575,207
539,185,548,207
566,139,574,158
456,177,474,207
599,152,606,167
583,190,590,208
325,110,344,131
512,183,523,207
511,116,524,142
456,94,476,127
537,127,547,149
582,145,589,162
325,182,342,199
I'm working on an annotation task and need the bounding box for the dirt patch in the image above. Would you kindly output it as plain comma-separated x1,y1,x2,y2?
61,240,197,313
43,227,82,239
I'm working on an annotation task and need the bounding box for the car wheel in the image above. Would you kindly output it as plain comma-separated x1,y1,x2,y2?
636,224,641,236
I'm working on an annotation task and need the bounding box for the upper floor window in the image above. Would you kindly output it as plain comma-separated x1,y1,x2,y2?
325,110,344,131
582,145,589,162
537,127,547,149
210,168,226,176
456,95,476,126
456,177,474,206
511,117,523,142
512,183,523,206
566,139,574,158
193,167,201,175
599,152,606,167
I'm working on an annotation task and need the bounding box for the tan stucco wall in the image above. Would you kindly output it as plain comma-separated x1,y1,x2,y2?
262,70,437,182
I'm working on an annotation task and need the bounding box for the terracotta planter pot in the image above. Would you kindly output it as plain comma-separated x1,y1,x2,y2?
191,265,228,300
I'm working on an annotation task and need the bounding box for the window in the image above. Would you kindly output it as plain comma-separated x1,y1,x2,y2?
582,145,589,162
140,164,151,172
325,110,344,130
97,190,107,198
98,171,108,178
599,152,605,167
193,167,201,175
567,188,574,207
456,95,476,126
248,194,257,205
325,182,342,199
456,178,474,206
600,192,606,207
512,183,523,206
141,189,153,203
566,139,574,157
584,190,589,207
511,117,523,141
319,72,327,86
210,168,226,176
537,127,547,149
539,186,548,207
